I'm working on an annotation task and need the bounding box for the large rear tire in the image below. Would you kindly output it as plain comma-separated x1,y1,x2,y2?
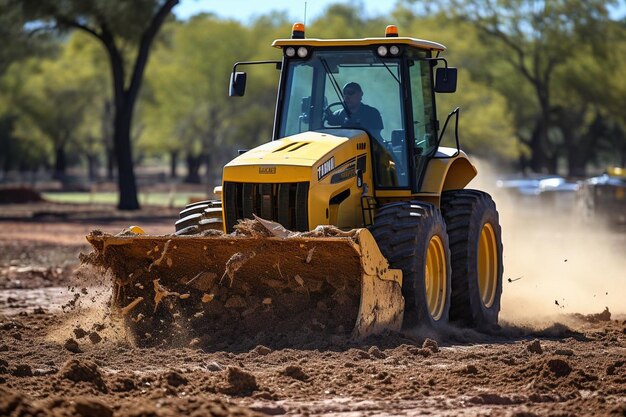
441,190,503,328
370,201,451,329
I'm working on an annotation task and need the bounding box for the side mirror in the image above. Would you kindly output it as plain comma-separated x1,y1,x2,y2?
435,67,457,93
229,72,247,97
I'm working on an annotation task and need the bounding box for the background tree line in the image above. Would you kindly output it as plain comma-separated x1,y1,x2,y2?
0,0,624,209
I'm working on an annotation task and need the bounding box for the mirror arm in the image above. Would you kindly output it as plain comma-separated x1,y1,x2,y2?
232,60,282,78
423,57,449,79
432,107,461,159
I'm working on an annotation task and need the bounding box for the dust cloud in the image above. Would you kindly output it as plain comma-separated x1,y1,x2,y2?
469,161,626,324
44,264,126,345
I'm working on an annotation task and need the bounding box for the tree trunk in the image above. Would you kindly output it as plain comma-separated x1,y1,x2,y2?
170,150,178,179
106,147,115,180
53,144,66,181
528,118,548,173
114,103,140,210
185,154,203,184
87,153,98,182
103,101,115,181
67,0,178,209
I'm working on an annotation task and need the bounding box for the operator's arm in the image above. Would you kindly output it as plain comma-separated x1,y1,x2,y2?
325,109,344,126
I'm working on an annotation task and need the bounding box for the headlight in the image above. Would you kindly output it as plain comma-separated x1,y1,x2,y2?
297,47,308,58
285,47,296,57
389,45,400,55
377,45,388,57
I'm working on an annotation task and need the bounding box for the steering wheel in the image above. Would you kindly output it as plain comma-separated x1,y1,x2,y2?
323,101,347,127
324,101,345,115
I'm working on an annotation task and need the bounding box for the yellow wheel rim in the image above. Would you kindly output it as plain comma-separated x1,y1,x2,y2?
478,223,498,308
425,235,447,320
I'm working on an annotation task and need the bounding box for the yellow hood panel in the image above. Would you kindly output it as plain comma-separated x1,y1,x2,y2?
226,129,368,168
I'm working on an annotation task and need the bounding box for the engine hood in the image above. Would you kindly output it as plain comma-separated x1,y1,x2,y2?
225,129,368,169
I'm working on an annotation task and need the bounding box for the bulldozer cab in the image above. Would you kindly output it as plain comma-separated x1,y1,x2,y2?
278,47,438,190
231,24,457,192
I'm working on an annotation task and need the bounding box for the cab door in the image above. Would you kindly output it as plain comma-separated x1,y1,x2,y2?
408,57,438,192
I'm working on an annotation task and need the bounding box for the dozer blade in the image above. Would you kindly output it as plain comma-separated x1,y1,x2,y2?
85,222,403,349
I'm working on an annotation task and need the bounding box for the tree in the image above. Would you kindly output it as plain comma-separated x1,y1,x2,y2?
392,12,519,163
12,0,179,209
409,0,619,174
0,1,53,74
143,14,282,186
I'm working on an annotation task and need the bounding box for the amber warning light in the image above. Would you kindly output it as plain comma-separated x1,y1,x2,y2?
385,25,399,37
292,22,305,39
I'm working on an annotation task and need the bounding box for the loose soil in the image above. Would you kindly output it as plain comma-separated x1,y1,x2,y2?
1,203,625,416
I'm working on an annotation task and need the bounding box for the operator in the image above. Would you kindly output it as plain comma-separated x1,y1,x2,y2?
325,82,399,187
325,82,383,139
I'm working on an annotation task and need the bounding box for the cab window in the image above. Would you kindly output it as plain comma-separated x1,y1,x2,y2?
279,49,408,187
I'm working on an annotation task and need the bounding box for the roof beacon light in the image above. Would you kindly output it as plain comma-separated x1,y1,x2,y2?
292,22,305,39
385,25,398,37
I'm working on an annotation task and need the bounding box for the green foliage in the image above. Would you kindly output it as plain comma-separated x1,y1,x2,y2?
401,0,625,174
3,32,110,176
1,0,624,184
142,14,282,181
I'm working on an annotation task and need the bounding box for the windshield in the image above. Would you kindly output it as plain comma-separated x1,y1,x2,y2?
278,49,408,187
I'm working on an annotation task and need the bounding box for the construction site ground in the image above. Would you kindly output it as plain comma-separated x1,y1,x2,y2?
0,201,625,417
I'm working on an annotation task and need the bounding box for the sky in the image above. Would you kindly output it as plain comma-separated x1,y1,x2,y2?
174,1,625,24
174,0,398,23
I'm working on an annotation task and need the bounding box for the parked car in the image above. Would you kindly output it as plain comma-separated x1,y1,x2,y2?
496,174,579,213
577,167,626,225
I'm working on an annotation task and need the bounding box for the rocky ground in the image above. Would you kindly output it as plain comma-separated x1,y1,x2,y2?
0,204,625,416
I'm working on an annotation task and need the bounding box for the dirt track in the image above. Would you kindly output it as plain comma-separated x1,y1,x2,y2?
1,205,625,416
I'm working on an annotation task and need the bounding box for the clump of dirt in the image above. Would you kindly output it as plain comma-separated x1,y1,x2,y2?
11,364,33,377
233,216,359,239
252,345,271,356
163,370,188,387
527,339,543,354
544,357,572,377
63,338,82,353
59,358,108,393
280,365,310,381
422,338,439,353
73,326,88,339
73,398,113,417
572,306,612,323
220,366,258,396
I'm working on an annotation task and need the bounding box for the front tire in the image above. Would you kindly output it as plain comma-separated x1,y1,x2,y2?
441,190,503,328
370,201,451,329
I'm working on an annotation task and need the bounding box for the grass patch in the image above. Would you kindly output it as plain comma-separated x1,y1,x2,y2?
42,192,206,208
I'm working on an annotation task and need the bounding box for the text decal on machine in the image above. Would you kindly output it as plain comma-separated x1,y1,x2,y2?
317,157,335,181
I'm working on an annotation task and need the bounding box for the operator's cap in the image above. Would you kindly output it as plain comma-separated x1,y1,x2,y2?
343,82,362,94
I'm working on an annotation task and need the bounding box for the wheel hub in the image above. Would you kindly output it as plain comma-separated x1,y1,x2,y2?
425,235,447,320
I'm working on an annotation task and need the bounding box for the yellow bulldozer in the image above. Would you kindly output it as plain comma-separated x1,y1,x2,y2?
87,24,503,349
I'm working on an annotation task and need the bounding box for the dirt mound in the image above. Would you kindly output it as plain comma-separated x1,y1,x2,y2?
219,367,258,396
59,358,108,392
572,306,612,323
0,187,43,204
